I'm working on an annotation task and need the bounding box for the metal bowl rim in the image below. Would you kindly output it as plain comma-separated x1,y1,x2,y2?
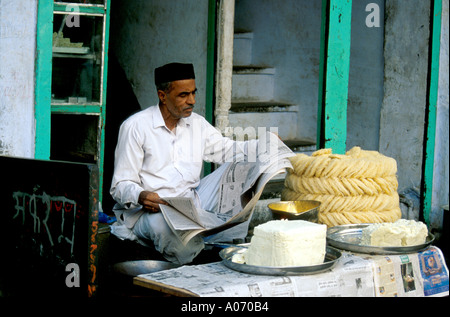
268,200,321,210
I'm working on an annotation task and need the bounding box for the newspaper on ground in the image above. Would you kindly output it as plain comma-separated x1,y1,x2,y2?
159,132,294,245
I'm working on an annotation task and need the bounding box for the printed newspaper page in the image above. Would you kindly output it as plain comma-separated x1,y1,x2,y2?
135,253,375,297
371,246,449,297
159,132,294,245
135,249,449,297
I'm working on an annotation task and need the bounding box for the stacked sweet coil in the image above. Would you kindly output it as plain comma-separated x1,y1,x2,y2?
281,147,402,227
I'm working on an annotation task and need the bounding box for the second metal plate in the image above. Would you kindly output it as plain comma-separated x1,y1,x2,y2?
327,224,435,255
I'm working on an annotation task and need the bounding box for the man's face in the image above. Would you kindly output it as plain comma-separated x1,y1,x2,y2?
159,79,197,119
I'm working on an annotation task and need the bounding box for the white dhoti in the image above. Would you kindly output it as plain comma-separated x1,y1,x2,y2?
111,162,251,264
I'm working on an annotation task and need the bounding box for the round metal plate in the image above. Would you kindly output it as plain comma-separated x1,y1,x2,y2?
327,224,435,255
219,246,341,276
113,260,180,277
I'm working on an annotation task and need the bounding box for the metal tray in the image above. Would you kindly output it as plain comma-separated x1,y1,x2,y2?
219,246,341,276
327,224,435,255
113,260,180,277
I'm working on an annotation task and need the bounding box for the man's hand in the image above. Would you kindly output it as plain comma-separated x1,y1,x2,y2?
138,191,167,213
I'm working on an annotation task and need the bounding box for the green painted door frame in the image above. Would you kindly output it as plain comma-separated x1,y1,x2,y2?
34,0,54,160
204,0,218,176
34,1,111,202
206,0,217,126
421,0,442,226
317,0,352,154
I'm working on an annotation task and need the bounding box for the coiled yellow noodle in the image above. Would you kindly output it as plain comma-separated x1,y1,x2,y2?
281,147,401,227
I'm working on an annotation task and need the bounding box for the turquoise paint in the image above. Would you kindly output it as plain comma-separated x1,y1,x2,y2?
98,0,112,202
203,0,217,176
317,0,352,154
34,0,54,160
422,0,442,226
53,3,106,15
51,105,102,114
206,0,216,125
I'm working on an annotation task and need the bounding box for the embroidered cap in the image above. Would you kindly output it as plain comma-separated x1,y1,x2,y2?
154,62,195,86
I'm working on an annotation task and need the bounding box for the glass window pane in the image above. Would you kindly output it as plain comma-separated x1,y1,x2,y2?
52,14,104,104
51,114,99,163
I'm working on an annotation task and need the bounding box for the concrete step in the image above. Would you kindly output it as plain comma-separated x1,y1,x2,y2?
230,100,298,113
232,66,276,101
233,32,253,66
283,139,316,154
228,111,298,140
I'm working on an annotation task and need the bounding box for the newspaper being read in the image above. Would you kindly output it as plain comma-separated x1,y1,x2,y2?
159,132,294,245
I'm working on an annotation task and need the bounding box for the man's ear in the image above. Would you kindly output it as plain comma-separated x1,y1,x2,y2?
157,90,166,104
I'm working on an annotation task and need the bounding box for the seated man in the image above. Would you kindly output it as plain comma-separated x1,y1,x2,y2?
110,62,292,264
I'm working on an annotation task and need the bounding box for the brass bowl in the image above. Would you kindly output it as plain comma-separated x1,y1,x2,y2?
268,200,321,222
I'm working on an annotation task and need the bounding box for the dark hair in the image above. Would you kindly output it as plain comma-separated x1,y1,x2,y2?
156,81,172,93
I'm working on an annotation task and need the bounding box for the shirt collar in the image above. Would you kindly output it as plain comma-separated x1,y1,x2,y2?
179,114,192,128
153,104,192,129
152,105,166,128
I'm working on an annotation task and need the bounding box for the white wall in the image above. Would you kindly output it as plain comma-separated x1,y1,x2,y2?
379,0,431,196
347,0,385,151
234,0,322,142
0,0,37,158
109,0,210,115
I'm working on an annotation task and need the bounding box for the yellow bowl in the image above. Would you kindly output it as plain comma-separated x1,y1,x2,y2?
268,200,321,222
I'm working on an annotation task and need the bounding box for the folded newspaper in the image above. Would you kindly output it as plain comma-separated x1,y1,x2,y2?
159,132,294,245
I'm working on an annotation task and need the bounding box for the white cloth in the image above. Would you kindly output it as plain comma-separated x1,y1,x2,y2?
131,163,245,264
110,105,258,263
132,212,205,264
110,105,258,228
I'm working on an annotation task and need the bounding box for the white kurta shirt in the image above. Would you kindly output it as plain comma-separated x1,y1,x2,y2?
110,105,257,227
